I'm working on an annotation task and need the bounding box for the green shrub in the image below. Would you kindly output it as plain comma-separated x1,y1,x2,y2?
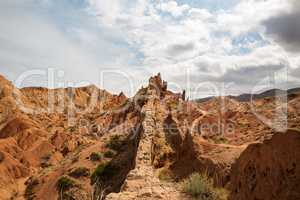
90,163,119,184
157,167,173,181
214,136,228,144
69,126,76,132
56,176,75,191
68,167,90,178
90,163,107,184
104,150,116,158
106,135,125,151
40,161,52,168
168,100,179,110
181,173,225,200
90,152,102,161
25,178,39,200
40,153,52,168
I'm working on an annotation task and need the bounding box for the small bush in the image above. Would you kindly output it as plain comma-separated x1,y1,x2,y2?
62,193,77,200
40,153,52,168
157,167,173,181
104,150,115,158
90,163,119,184
40,161,52,168
25,178,39,200
90,152,102,161
69,126,76,132
106,135,125,151
181,173,221,200
90,163,107,184
56,176,76,191
214,136,228,144
168,100,179,110
68,167,90,178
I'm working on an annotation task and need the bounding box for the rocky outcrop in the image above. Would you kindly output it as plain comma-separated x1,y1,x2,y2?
106,73,246,199
230,129,300,200
93,122,144,199
106,97,189,200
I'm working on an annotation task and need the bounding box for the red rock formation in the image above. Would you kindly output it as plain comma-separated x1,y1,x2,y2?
230,129,300,200
0,73,299,200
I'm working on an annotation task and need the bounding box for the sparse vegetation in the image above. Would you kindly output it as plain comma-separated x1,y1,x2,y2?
25,178,39,200
104,150,116,158
214,136,229,144
56,176,76,191
151,135,174,168
40,161,52,168
157,167,173,181
90,152,102,161
181,173,228,200
90,163,107,184
69,126,76,132
90,163,119,184
68,167,90,178
106,135,125,151
167,100,179,110
40,153,52,168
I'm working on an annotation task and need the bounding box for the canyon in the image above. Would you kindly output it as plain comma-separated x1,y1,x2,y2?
0,73,299,200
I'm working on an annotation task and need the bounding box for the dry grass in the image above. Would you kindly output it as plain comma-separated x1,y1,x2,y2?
56,176,76,191
157,167,173,181
181,173,228,200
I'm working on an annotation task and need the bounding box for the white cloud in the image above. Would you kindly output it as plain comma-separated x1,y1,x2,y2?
159,1,190,17
0,0,299,98
215,0,291,36
87,0,123,25
0,0,139,94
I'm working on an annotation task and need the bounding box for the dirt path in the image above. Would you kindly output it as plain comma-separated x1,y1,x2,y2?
106,103,190,200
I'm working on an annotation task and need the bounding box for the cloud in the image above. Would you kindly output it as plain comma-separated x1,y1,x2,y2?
159,1,190,17
166,42,195,56
188,8,213,20
216,64,285,85
0,0,141,94
86,0,300,97
263,0,300,52
1,0,300,98
215,0,291,37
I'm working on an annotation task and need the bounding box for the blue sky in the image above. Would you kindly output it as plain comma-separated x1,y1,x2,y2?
0,0,299,98
177,0,240,11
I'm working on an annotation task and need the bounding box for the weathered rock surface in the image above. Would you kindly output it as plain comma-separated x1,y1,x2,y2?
106,97,190,200
230,129,300,200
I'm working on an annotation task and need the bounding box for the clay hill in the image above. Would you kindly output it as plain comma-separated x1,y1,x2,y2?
0,73,299,200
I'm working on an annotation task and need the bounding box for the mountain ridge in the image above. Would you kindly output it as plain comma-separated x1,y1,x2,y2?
196,87,300,103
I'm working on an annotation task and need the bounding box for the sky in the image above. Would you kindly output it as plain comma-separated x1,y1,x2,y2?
0,0,300,98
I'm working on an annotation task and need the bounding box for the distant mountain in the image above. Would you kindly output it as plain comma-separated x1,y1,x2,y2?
195,87,300,103
287,87,300,94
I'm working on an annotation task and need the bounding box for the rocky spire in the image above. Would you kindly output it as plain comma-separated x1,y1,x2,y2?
147,73,167,98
